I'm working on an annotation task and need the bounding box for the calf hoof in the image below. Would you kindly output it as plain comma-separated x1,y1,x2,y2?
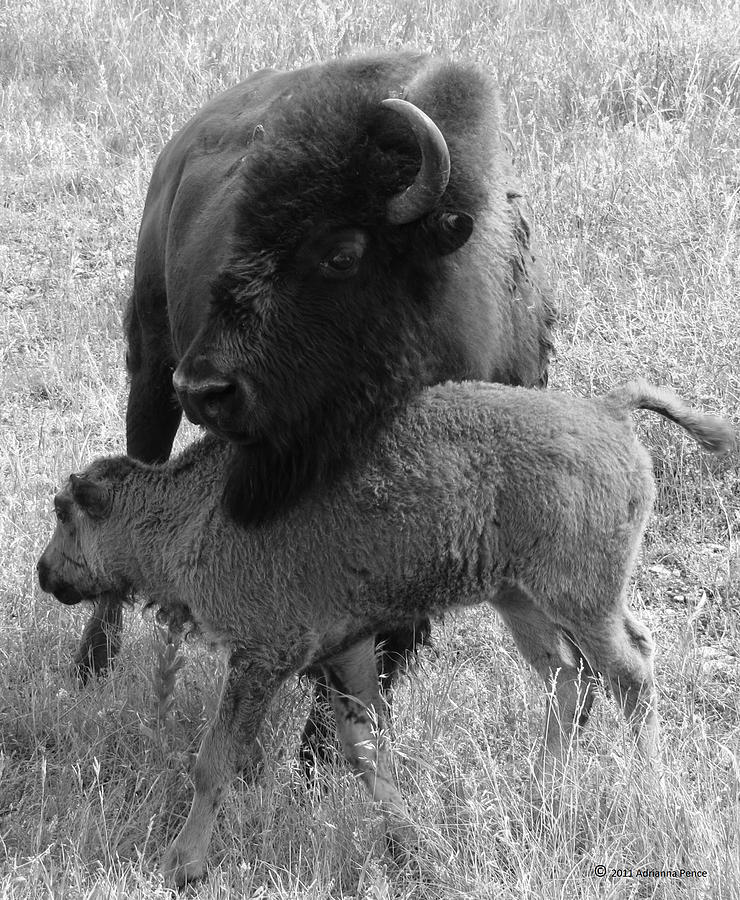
297,716,339,783
297,741,338,790
160,842,206,888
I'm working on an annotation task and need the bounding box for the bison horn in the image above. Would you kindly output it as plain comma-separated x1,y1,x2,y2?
381,98,451,225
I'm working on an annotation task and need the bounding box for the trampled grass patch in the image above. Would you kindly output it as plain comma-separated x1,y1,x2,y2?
1,0,738,897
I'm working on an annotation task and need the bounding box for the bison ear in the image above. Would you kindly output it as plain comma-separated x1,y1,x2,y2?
70,474,111,518
425,212,474,256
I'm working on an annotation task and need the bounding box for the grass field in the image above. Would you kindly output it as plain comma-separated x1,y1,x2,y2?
1,0,739,897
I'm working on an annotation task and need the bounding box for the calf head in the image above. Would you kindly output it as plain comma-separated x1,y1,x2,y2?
37,457,138,605
172,68,487,525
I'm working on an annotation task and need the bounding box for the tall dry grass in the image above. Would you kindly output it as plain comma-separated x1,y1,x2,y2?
1,0,738,897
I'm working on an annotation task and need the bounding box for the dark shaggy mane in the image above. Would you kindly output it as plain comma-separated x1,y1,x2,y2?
209,53,554,525
228,53,498,263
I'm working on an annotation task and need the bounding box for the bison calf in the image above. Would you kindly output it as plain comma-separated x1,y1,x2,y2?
37,380,733,885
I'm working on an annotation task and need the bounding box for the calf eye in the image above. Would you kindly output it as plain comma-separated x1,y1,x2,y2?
53,494,72,524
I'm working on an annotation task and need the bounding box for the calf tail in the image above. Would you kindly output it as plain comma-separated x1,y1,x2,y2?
607,378,736,453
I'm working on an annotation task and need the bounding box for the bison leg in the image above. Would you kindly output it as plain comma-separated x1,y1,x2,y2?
125,365,182,466
323,638,415,856
124,294,182,465
299,619,431,777
160,650,278,887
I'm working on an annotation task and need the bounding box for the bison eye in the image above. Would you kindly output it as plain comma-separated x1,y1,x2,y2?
318,236,366,280
54,505,69,524
327,250,356,271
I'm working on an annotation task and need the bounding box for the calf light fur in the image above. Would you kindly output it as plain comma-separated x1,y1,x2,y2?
37,379,734,886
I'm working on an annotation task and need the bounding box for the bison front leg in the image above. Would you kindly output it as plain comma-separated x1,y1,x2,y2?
160,651,278,887
299,620,431,778
323,639,415,858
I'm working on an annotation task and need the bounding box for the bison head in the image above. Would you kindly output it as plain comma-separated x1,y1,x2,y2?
37,458,137,605
172,87,479,525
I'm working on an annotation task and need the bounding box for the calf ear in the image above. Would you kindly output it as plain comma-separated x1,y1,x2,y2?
424,211,474,256
70,474,111,518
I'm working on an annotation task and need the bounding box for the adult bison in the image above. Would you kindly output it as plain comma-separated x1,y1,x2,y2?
73,50,554,765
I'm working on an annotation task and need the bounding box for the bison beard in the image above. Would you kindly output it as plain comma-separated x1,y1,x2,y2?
224,442,321,524
222,367,421,523
214,260,439,525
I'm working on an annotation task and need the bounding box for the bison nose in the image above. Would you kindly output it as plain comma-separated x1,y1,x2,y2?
172,355,226,396
173,357,242,430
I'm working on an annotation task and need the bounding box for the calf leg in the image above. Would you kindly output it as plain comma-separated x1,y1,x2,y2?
160,650,279,887
72,598,123,682
323,638,414,853
586,609,658,759
73,298,181,680
494,589,598,790
298,677,337,776
496,588,659,794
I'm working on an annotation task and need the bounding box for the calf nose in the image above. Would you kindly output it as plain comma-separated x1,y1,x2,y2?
37,556,50,592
